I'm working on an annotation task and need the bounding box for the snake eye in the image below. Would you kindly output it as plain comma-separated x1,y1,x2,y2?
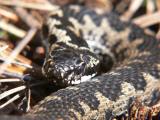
48,34,58,44
42,24,49,38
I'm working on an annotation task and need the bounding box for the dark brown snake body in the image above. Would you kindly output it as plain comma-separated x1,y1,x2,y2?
1,5,160,119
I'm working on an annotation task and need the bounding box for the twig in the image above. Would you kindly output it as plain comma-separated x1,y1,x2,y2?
0,28,37,75
121,0,144,21
1,71,23,79
156,0,160,39
0,65,27,77
0,78,22,83
0,0,58,11
0,85,26,100
0,6,18,22
0,47,33,65
0,20,26,38
144,29,155,36
133,11,160,28
146,0,155,14
85,0,112,11
0,45,8,53
0,57,33,69
25,86,31,112
0,94,20,109
115,0,131,14
15,7,41,28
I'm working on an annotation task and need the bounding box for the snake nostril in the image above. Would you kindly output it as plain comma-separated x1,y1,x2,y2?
48,34,58,44
75,59,82,64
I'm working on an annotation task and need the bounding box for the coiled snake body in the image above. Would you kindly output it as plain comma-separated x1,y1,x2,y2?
1,5,160,119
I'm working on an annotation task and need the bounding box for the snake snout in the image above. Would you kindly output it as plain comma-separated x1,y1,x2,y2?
42,55,86,85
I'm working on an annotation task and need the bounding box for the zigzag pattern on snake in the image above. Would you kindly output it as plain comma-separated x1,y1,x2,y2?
1,5,160,120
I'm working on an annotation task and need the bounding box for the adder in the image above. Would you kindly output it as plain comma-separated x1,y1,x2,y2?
1,5,160,119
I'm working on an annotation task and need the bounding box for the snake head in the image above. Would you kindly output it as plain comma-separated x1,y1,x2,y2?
42,42,100,86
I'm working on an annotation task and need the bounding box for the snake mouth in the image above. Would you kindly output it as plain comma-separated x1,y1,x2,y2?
42,62,96,85
71,73,96,84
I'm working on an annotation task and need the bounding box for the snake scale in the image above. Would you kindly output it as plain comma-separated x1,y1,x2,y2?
1,5,160,119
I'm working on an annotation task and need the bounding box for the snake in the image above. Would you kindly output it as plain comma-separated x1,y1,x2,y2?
1,5,160,119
